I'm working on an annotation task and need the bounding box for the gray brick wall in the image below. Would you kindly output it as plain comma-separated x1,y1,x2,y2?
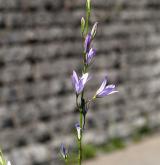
0,0,160,164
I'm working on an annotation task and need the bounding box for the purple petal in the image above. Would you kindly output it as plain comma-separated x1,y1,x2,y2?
61,144,65,154
71,70,81,94
77,78,84,94
86,48,96,64
81,73,89,86
60,144,67,158
84,33,92,53
75,123,80,129
71,71,90,94
96,77,107,95
72,70,79,85
97,84,118,97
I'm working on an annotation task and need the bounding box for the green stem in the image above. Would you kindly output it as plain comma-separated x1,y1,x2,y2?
78,1,91,164
86,15,89,35
85,7,90,35
78,111,83,165
65,159,68,165
78,63,87,165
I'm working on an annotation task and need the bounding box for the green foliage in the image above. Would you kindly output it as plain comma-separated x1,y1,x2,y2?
66,144,97,165
82,144,97,160
67,153,78,165
100,138,126,153
132,125,152,142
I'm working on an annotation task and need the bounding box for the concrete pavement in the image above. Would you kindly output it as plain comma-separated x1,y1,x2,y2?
85,135,160,165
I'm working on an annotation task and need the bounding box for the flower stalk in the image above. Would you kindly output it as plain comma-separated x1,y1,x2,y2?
85,0,91,35
61,0,118,165
78,110,83,165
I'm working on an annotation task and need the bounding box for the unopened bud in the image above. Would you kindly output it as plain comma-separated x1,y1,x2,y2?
81,17,85,35
75,123,81,140
91,22,98,39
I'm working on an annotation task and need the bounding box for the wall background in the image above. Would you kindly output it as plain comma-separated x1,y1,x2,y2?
0,0,160,164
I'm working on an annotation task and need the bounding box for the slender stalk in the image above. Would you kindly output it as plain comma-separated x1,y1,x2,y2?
78,1,91,164
78,110,83,165
78,56,88,165
65,159,68,165
85,14,89,36
85,1,90,36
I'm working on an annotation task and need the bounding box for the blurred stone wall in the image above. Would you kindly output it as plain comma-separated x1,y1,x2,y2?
0,0,160,164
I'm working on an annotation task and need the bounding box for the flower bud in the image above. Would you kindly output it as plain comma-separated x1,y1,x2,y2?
84,33,92,53
91,22,98,39
81,17,85,35
75,123,81,140
86,48,96,64
60,144,68,159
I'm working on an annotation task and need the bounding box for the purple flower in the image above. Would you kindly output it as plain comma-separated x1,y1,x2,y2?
60,144,67,159
71,70,90,94
75,123,81,140
95,77,118,98
86,48,96,64
84,33,92,53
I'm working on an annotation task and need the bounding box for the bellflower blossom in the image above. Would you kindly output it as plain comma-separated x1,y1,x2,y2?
71,70,89,94
95,77,118,98
84,33,92,53
60,144,68,159
75,123,81,140
86,48,96,64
